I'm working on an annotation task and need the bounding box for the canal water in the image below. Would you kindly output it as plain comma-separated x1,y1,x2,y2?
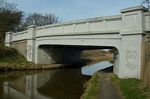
0,61,112,99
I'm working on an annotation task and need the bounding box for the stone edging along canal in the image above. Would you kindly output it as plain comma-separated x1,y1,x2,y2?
0,64,68,71
0,62,86,71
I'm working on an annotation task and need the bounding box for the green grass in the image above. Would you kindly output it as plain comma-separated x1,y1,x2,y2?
0,45,29,65
112,75,150,99
81,73,100,99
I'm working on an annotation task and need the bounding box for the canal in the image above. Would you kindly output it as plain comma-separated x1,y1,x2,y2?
0,61,112,99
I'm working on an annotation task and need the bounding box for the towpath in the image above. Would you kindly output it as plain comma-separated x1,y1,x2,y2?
97,69,124,99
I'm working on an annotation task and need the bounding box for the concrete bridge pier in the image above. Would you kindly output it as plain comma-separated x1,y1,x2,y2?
119,35,143,79
118,7,147,79
35,46,82,64
113,48,120,77
26,25,36,62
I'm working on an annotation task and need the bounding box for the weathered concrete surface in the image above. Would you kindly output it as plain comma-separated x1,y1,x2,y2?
11,40,27,58
37,46,82,64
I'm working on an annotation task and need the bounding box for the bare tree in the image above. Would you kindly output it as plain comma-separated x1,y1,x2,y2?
0,0,23,44
23,13,59,28
141,0,150,9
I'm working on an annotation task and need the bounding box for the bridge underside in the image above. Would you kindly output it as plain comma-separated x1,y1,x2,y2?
36,44,119,77
38,45,116,64
35,35,121,64
38,45,82,64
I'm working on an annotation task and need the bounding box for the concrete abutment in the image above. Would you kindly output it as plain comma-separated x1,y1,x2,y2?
36,45,82,64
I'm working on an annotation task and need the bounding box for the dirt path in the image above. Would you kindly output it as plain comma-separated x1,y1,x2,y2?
97,72,124,99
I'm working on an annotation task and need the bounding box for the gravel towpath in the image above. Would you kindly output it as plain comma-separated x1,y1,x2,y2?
97,71,124,99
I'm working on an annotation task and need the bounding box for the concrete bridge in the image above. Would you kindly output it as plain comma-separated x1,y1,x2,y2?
5,6,150,79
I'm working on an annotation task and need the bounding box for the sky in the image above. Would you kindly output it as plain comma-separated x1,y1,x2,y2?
8,0,142,22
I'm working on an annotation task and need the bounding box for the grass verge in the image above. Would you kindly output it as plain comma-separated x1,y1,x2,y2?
0,45,69,70
0,45,29,65
112,75,150,99
81,73,100,99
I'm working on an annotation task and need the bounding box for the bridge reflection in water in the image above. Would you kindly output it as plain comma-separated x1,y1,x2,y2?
0,61,113,99
1,68,87,99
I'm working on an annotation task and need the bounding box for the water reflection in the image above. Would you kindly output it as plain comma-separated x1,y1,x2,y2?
0,61,112,99
0,69,86,99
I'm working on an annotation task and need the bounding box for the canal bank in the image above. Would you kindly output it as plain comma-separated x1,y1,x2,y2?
0,47,113,99
81,67,150,99
1,46,150,99
81,66,124,99
0,45,87,70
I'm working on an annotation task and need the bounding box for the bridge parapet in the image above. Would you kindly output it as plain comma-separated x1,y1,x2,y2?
5,32,12,47
36,15,122,37
11,30,28,41
5,6,150,43
120,6,149,35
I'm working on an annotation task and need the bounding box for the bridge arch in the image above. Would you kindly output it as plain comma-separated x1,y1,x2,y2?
34,42,121,76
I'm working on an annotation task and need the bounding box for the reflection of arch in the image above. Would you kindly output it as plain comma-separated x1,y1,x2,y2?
3,71,53,99
37,68,84,99
27,45,32,59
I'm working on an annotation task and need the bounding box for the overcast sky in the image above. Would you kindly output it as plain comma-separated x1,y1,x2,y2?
8,0,142,21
